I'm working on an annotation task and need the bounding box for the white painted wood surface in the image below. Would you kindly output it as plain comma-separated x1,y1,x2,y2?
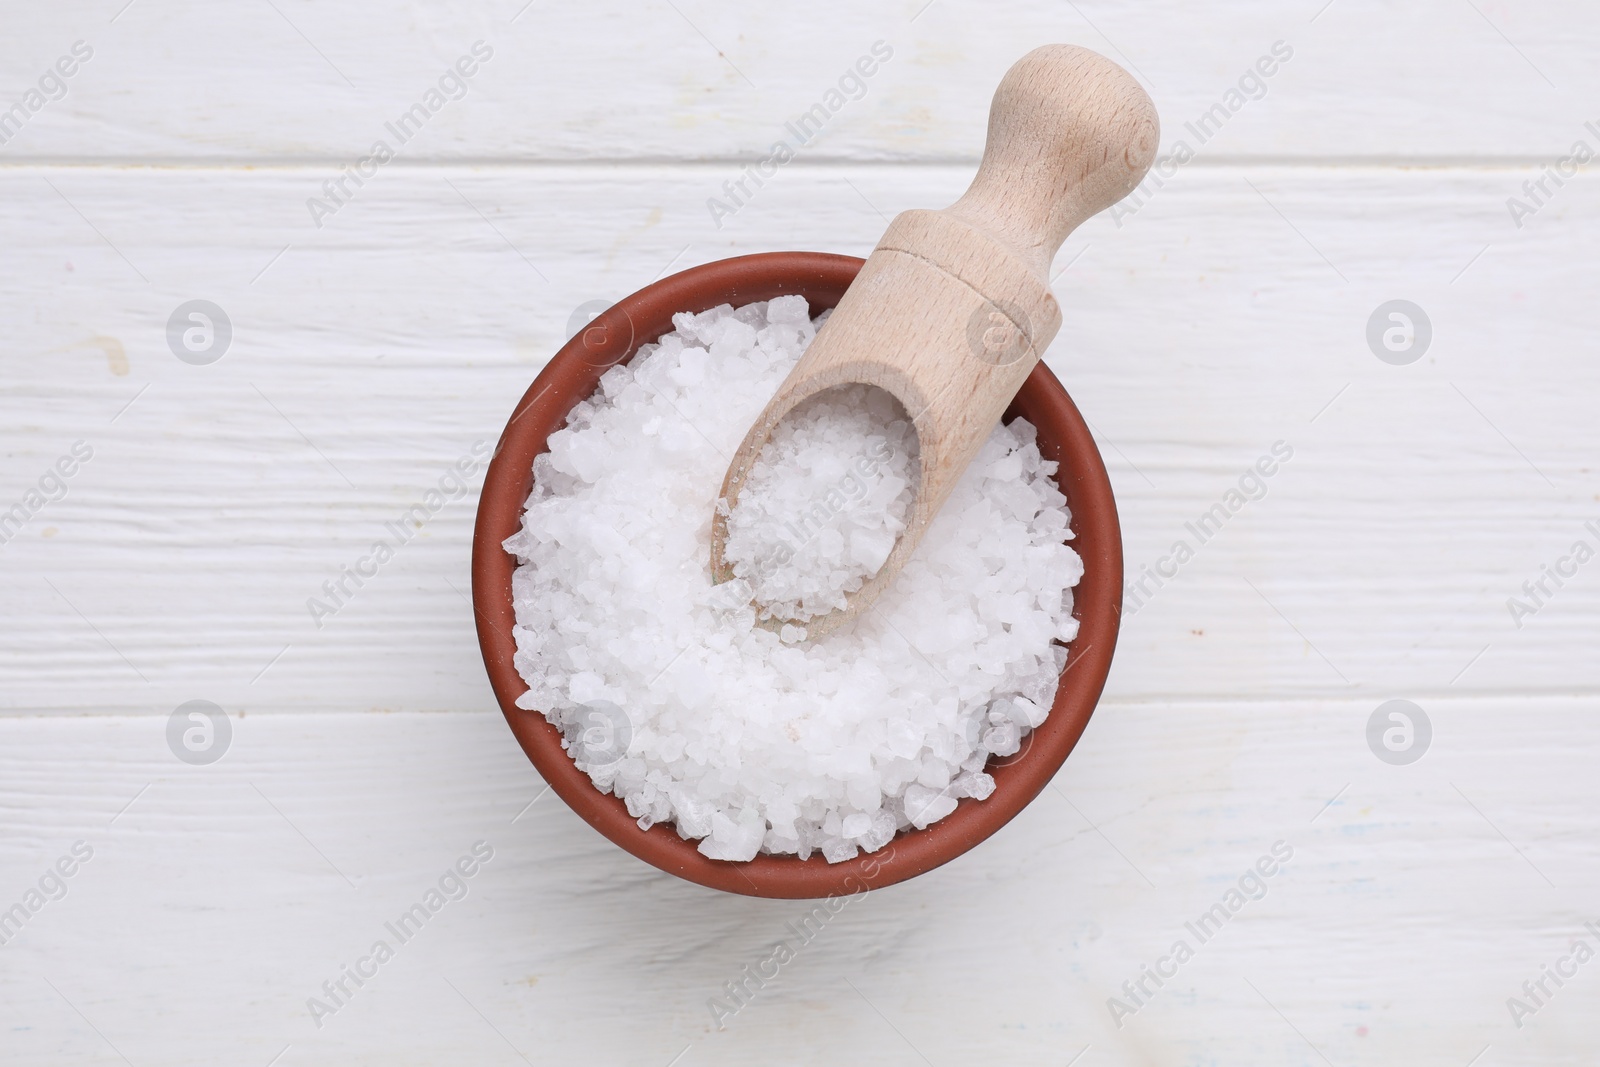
2,2,1597,1064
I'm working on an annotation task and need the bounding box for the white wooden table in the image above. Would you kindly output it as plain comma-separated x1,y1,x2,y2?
3,2,1597,1063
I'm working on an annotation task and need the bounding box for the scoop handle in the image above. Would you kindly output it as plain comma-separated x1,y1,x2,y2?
946,44,1158,279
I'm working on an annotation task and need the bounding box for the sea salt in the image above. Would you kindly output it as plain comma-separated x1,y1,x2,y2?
505,296,1082,863
722,383,918,622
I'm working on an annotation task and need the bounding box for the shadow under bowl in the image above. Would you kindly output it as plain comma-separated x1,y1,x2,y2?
471,251,1122,899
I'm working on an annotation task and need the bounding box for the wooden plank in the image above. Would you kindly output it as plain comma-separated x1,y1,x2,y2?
0,702,1592,1064
1,162,1596,714
0,1,1595,164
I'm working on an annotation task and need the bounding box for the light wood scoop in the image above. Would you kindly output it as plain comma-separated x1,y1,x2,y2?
710,44,1158,636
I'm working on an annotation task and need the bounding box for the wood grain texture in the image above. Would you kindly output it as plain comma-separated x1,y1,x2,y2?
2,163,1595,714
0,702,1595,1065
2,0,1599,1063
0,2,1595,163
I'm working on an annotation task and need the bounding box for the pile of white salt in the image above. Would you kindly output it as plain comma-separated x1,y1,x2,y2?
505,296,1082,863
721,382,918,627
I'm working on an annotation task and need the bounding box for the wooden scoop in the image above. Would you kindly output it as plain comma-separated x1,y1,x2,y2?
710,44,1159,636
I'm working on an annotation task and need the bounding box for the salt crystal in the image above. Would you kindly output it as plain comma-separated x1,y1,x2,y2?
981,721,1022,757
903,784,959,830
821,837,859,864
700,809,765,862
841,812,873,839
953,771,995,801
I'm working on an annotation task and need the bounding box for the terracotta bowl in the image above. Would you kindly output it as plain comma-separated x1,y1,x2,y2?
472,251,1121,899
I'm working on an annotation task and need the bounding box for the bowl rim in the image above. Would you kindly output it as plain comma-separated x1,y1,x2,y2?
471,251,1122,899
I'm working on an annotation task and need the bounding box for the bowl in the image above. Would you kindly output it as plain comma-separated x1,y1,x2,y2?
471,251,1122,899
